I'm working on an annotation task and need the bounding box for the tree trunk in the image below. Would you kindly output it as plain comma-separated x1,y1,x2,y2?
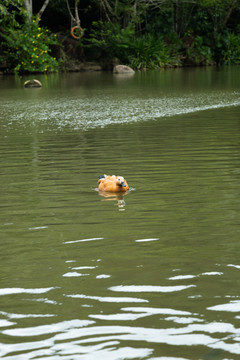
24,0,32,22
74,0,81,27
24,0,51,24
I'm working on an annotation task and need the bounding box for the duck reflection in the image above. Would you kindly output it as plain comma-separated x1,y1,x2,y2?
98,191,128,211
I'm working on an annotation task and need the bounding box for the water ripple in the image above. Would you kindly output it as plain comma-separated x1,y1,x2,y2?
64,238,103,244
109,285,196,293
3,319,94,337
65,294,148,303
207,301,240,312
0,287,55,296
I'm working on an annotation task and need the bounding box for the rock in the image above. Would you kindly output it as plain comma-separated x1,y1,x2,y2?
113,65,135,74
24,79,42,88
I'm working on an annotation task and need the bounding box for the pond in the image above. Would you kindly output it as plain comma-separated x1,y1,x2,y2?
0,67,240,359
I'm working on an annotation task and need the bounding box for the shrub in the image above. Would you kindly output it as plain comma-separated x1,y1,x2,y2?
128,34,179,69
1,17,59,73
185,35,214,65
223,33,240,65
85,21,134,62
86,22,182,69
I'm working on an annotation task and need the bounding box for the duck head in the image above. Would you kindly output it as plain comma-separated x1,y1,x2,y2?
116,176,126,187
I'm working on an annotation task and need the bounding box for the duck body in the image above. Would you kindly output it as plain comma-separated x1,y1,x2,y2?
98,175,129,192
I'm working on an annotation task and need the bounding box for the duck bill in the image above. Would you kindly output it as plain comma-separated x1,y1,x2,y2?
121,182,126,187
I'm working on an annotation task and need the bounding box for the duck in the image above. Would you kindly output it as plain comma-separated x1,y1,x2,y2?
98,174,129,192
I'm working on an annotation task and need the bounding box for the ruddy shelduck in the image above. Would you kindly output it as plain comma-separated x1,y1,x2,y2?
98,174,129,192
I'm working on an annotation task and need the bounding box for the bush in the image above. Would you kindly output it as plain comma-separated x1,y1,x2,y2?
85,22,182,69
185,35,214,65
1,17,59,73
85,21,134,62
223,33,240,65
128,33,181,69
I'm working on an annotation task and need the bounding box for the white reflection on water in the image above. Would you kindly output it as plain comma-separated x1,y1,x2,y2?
72,266,97,270
165,317,204,324
0,311,55,319
62,272,90,277
31,298,59,305
96,274,111,279
64,237,103,244
135,238,159,242
3,319,94,337
121,307,191,316
89,313,148,321
227,264,240,269
28,226,48,230
207,300,240,312
150,358,188,360
65,294,148,303
1,313,240,358
169,275,196,280
169,272,223,280
109,285,196,292
52,344,152,360
3,322,239,357
201,272,223,276
0,319,15,327
88,306,193,322
0,287,55,296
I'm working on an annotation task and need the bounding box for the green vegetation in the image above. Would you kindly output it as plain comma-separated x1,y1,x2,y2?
0,0,240,73
2,17,59,73
0,0,59,73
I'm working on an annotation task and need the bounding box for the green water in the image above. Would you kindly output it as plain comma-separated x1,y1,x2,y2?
0,67,240,359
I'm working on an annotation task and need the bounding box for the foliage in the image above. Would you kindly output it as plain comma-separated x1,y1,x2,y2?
185,35,214,65
1,0,240,72
128,34,182,69
222,33,240,65
0,0,60,74
1,17,59,73
85,21,134,61
0,0,23,26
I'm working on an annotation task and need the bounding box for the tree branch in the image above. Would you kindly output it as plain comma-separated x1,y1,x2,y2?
36,0,51,23
65,0,75,23
222,0,237,28
99,0,120,20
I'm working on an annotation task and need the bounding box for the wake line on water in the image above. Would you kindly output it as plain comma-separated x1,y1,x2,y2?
62,96,240,129
164,100,240,117
78,99,240,130
6,93,240,131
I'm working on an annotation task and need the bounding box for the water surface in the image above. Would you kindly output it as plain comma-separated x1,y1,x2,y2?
0,67,240,359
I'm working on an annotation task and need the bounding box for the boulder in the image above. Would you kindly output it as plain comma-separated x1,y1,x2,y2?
113,65,135,74
24,79,42,88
